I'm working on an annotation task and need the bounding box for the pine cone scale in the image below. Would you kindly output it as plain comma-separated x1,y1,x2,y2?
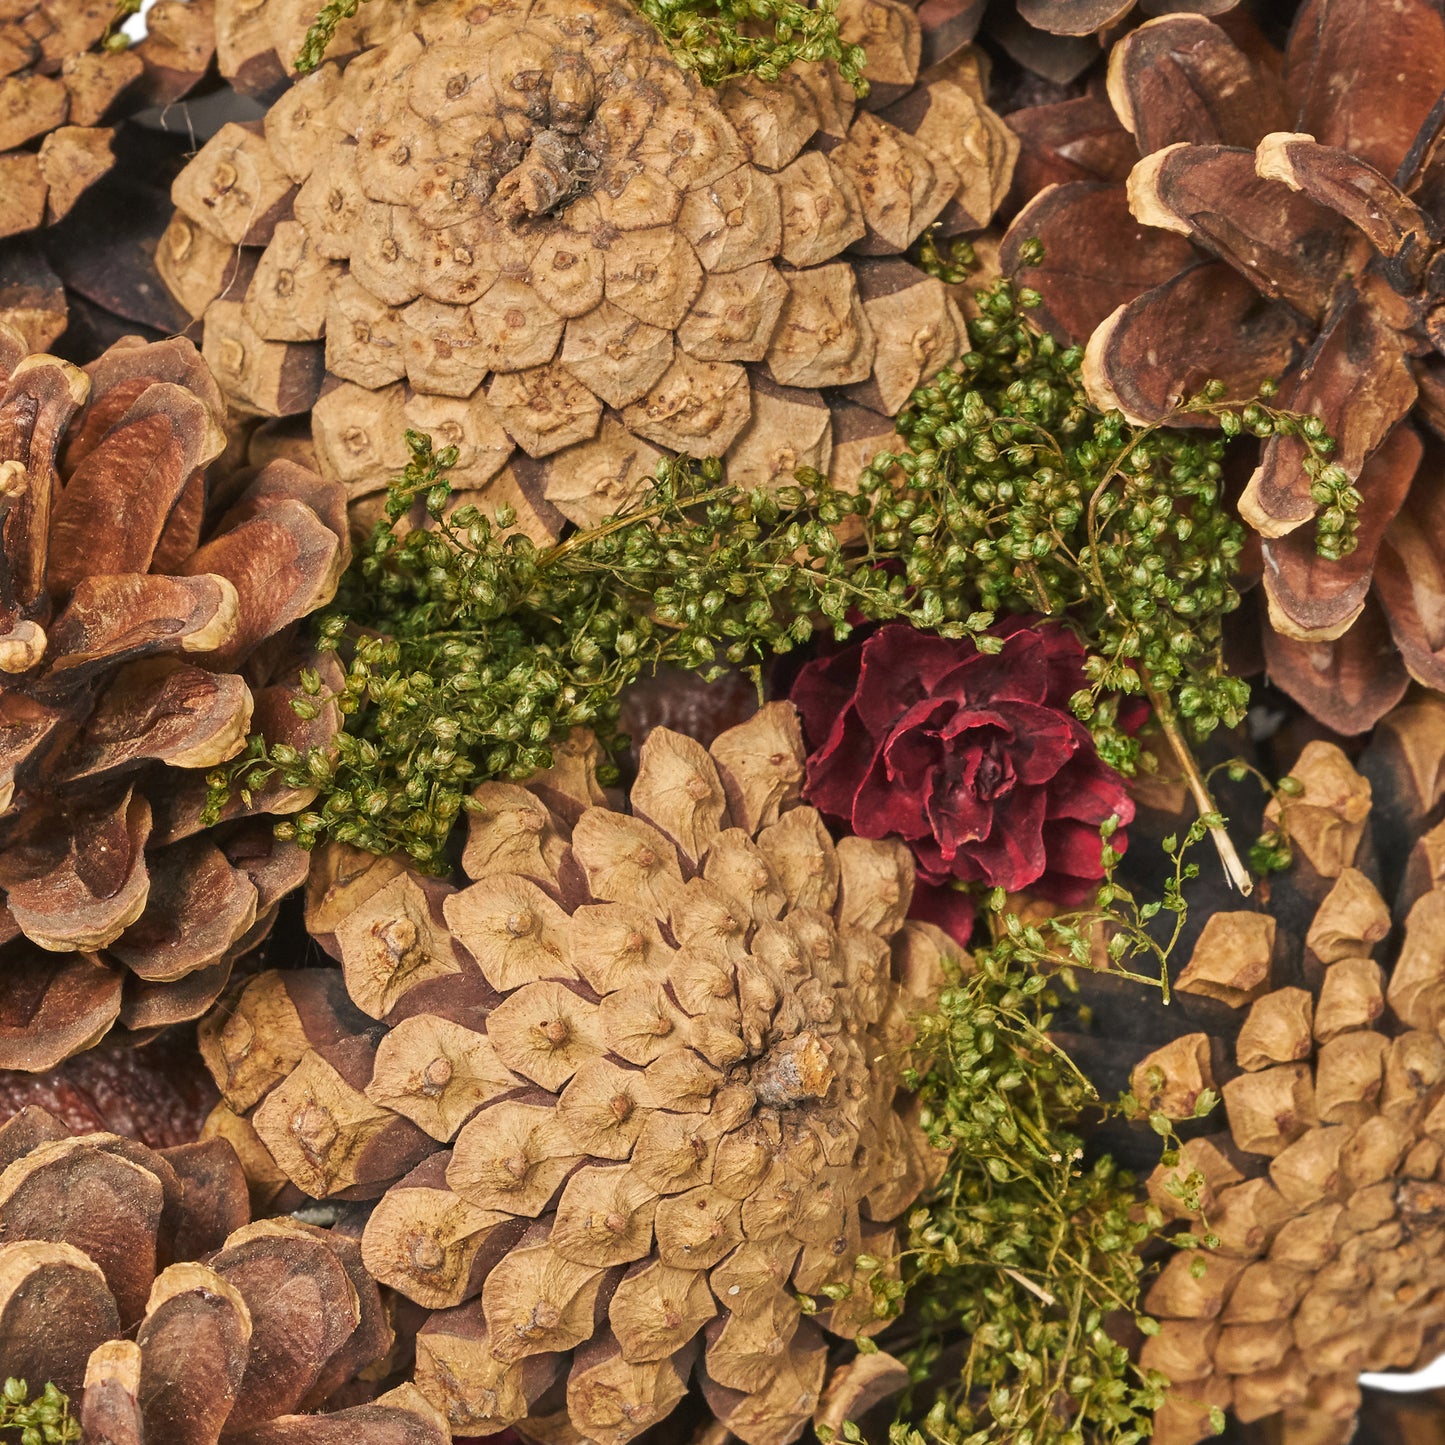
165,0,1020,530
214,706,944,1444
0,1106,443,1441
0,331,351,1061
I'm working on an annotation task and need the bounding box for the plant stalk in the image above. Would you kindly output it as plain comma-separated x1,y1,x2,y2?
1147,689,1253,897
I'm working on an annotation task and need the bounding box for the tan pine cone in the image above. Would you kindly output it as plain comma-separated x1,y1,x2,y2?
162,0,1017,537
198,705,950,1445
1115,698,1445,1445
0,325,350,1069
0,1103,447,1443
0,0,213,242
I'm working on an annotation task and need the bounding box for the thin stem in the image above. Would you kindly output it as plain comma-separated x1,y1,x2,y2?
1147,688,1253,897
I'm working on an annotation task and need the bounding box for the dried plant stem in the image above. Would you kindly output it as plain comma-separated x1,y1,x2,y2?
1002,1267,1058,1307
1148,687,1253,897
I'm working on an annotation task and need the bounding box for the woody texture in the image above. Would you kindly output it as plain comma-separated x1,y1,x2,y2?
0,0,213,238
198,705,947,1444
1115,699,1445,1445
1001,0,1445,735
0,1103,449,1443
0,325,349,1069
161,0,1017,535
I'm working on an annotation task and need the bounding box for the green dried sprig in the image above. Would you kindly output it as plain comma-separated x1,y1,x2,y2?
209,438,973,864
294,0,863,87
885,821,1225,1445
0,1380,79,1445
206,271,1346,867
102,0,143,48
869,241,1347,778
631,0,866,90
294,0,371,73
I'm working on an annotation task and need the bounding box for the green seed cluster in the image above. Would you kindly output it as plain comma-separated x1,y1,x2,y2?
294,0,369,72
295,0,864,89
875,241,1345,776
209,435,968,863
206,270,1344,866
892,827,1224,1445
0,1381,78,1445
631,0,865,90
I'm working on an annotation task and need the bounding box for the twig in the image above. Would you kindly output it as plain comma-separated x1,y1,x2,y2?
1002,1266,1058,1307
1147,688,1253,897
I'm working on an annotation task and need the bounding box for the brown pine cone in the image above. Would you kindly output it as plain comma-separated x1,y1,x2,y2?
0,0,213,242
1073,698,1445,1445
0,325,350,1069
161,0,1018,538
1000,1,1445,735
0,1027,219,1146
0,1104,448,1443
198,705,949,1445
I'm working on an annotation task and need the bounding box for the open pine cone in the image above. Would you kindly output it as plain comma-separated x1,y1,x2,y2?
198,705,949,1445
0,1026,220,1145
0,325,350,1069
160,0,1017,536
1077,699,1445,1445
0,1104,448,1443
0,0,213,239
1000,0,1445,735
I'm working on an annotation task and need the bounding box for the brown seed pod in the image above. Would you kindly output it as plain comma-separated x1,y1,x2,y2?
1104,715,1445,1444
0,1106,435,1440
0,0,212,241
1002,5,1445,737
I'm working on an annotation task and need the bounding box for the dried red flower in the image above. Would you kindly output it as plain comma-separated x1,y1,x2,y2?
791,622,1133,909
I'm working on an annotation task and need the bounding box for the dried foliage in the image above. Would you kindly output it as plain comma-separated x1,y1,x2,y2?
873,694,1445,1445
1003,2,1445,733
0,0,212,240
0,1380,76,1444
200,706,943,1445
0,328,349,1067
874,766,1290,1440
207,276,1337,869
629,0,865,89
897,953,1183,1445
297,0,866,90
0,1105,446,1442
166,0,1016,537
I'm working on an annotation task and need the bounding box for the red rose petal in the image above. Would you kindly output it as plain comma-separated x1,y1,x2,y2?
792,617,1133,903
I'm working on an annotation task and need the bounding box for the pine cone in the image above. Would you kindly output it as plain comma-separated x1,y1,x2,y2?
0,0,213,240
999,1,1445,735
0,1103,448,1443
0,326,350,1069
161,0,1018,537
1077,699,1445,1445
0,1027,219,1146
198,704,949,1445
985,0,1243,99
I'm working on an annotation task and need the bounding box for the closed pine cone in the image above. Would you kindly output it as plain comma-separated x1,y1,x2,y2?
0,325,349,1069
0,0,213,239
1113,698,1445,1445
0,1103,448,1443
198,705,949,1445
161,0,1017,536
